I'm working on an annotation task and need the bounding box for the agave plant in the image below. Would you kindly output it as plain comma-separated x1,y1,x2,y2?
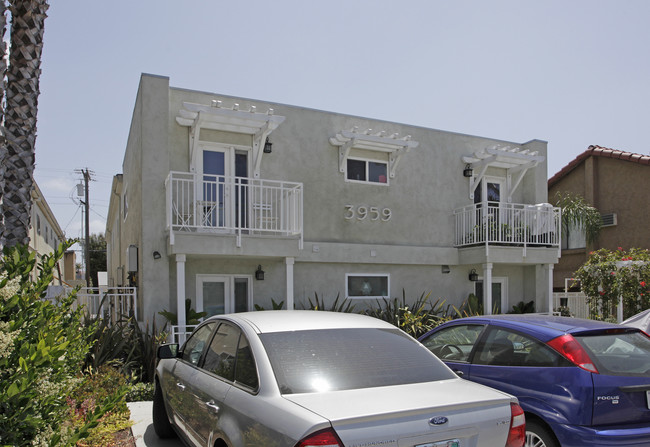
301,292,356,313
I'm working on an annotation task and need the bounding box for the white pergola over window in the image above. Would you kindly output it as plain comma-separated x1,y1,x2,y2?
176,101,286,178
330,127,419,179
462,145,545,202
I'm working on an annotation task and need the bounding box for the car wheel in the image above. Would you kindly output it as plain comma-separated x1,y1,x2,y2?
525,420,558,447
153,381,176,439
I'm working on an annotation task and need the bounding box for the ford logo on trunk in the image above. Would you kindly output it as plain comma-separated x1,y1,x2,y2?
429,416,449,426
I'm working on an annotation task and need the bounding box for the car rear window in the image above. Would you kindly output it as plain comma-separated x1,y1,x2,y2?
575,331,650,376
259,328,456,394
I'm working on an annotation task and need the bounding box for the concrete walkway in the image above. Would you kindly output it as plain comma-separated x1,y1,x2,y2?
128,401,184,447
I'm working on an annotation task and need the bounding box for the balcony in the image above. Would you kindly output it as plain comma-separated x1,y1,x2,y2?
455,202,561,248
165,172,303,247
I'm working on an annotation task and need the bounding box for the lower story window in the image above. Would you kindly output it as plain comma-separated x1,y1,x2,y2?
346,274,389,299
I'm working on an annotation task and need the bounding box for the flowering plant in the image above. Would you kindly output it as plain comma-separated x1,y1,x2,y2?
575,247,650,321
0,242,125,446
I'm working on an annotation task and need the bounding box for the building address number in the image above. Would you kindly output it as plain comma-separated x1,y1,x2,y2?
344,205,392,222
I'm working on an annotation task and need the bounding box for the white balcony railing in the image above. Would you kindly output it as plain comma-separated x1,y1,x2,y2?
165,172,303,246
454,202,561,248
74,287,138,323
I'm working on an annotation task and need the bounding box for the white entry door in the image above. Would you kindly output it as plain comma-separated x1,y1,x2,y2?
475,277,508,314
197,275,230,317
196,275,252,318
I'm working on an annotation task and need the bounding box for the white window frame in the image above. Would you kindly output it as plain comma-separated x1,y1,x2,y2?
346,273,390,299
345,156,389,185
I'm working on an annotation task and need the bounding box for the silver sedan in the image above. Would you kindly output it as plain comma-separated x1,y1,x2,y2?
154,310,525,447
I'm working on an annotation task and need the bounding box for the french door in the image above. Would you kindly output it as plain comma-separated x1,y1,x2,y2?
474,177,506,241
196,275,252,318
198,144,249,230
475,277,508,314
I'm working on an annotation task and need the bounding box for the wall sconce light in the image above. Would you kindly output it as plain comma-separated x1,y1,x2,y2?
263,137,273,154
463,164,473,177
441,265,451,274
255,265,265,280
152,251,161,260
468,269,479,281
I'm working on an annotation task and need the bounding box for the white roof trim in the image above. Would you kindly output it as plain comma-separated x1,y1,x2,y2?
463,145,545,202
176,101,286,178
329,127,419,178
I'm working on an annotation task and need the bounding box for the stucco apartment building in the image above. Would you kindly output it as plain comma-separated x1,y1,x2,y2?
30,181,74,286
548,145,650,290
106,74,560,331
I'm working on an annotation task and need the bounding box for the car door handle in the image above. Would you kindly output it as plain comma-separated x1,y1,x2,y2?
205,400,220,414
453,370,464,377
176,382,186,391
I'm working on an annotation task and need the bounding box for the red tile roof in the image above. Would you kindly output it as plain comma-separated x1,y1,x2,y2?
548,145,650,186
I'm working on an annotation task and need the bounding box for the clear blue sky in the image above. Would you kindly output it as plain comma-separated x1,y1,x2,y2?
33,0,650,242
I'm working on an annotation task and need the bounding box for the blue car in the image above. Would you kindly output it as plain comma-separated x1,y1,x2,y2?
418,314,650,447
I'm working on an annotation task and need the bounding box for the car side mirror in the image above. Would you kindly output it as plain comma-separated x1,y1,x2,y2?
157,343,179,359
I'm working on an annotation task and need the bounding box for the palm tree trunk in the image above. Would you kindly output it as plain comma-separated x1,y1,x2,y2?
1,0,49,247
0,1,8,246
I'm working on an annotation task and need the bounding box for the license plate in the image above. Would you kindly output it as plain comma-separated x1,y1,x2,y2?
647,391,650,409
416,440,460,447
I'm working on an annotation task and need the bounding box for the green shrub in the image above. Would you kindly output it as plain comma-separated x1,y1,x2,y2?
0,243,126,446
126,382,154,402
508,300,536,314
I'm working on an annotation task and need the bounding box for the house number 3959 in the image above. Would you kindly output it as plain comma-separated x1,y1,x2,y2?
344,205,392,221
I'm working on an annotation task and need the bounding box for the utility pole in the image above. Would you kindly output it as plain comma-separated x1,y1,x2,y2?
76,168,93,287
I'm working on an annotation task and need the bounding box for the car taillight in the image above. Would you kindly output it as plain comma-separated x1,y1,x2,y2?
505,402,526,447
547,334,599,373
295,428,343,447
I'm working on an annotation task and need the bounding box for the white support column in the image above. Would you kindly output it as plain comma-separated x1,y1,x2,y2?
286,257,295,310
176,254,187,341
483,263,493,315
547,264,554,313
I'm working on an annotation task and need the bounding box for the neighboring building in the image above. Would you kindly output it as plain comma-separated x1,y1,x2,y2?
106,74,560,330
30,181,73,285
548,145,650,290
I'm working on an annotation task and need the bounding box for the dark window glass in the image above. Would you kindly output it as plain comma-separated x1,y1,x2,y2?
420,325,484,362
347,159,366,181
474,328,569,367
234,278,248,313
260,328,455,394
235,336,258,390
181,322,216,365
576,331,650,376
368,162,387,183
202,323,239,381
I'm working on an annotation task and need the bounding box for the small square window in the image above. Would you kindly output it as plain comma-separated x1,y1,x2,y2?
346,274,389,299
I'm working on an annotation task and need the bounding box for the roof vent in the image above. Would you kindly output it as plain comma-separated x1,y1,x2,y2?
601,213,617,227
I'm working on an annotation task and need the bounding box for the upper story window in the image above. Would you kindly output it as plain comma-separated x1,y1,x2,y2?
346,158,388,184
331,127,418,184
562,223,586,250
